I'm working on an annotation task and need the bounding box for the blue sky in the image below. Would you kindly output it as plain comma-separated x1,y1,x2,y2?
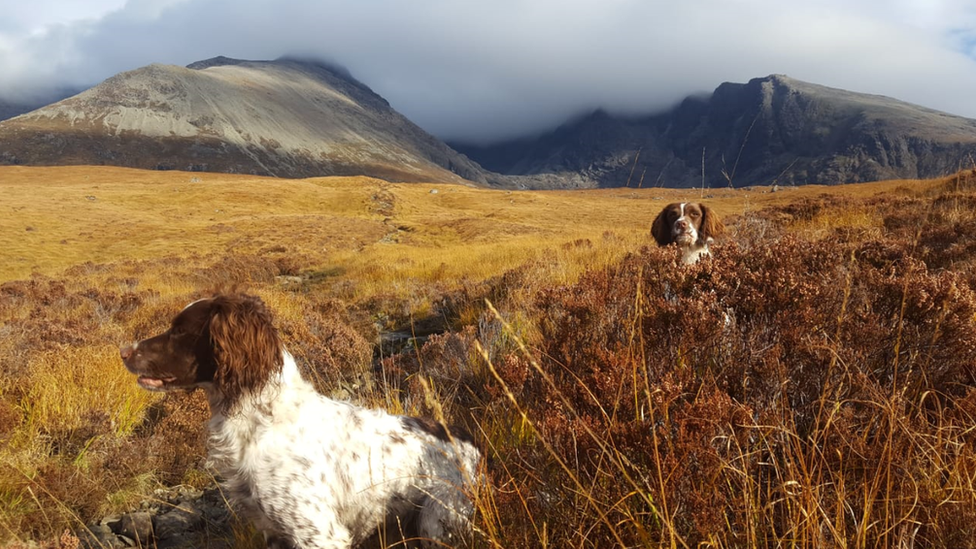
2,0,976,142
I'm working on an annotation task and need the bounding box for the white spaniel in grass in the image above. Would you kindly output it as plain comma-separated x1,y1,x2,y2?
121,294,481,548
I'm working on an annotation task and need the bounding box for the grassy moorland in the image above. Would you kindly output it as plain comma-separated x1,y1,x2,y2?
1,165,975,548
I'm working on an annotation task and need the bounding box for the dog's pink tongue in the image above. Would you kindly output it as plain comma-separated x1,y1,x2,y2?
138,376,164,389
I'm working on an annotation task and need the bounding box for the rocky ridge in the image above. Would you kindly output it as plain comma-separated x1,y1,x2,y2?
454,74,976,188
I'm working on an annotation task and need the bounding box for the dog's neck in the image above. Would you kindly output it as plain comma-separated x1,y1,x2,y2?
205,351,311,473
680,239,712,265
204,350,306,417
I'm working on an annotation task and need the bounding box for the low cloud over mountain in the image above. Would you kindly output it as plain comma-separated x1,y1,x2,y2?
3,1,976,143
4,62,976,189
455,75,976,188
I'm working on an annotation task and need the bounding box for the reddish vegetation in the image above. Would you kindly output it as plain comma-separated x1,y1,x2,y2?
508,238,976,545
390,170,976,546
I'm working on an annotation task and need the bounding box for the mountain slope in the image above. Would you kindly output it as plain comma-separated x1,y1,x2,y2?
0,57,494,184
455,75,976,188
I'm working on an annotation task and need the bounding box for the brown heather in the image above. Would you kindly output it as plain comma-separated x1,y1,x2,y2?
390,170,976,547
3,165,976,547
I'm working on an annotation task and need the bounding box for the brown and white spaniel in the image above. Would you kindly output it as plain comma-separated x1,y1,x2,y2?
651,202,725,264
121,294,481,548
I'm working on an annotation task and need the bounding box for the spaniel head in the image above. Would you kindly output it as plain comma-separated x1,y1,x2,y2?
651,202,725,249
120,294,282,406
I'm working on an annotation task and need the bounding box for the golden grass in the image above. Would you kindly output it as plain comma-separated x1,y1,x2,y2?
0,164,965,546
0,165,941,290
22,346,157,443
788,203,886,238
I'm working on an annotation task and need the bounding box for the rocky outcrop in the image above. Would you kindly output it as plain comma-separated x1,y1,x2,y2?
454,75,976,188
75,486,236,549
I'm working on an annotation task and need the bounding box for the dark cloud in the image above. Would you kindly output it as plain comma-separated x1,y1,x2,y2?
2,0,976,142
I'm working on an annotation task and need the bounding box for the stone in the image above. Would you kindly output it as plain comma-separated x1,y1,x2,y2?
117,512,153,544
153,505,204,539
77,524,125,549
86,487,235,549
275,275,304,287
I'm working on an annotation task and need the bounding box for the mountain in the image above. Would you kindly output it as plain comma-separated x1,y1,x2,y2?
0,57,495,185
6,67,975,189
453,75,976,188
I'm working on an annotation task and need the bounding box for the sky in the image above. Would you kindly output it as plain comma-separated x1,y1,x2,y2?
1,0,976,143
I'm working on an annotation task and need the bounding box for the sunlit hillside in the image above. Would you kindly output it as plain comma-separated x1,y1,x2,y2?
1,165,974,548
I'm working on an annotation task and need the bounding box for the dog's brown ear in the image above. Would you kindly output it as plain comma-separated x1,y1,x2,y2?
699,204,725,242
651,207,673,246
208,294,283,405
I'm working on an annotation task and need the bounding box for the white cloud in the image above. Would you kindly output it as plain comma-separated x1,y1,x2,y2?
0,0,127,34
2,0,976,141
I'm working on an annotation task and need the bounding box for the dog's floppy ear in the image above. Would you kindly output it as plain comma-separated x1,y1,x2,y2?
208,294,283,405
698,204,725,243
651,207,673,246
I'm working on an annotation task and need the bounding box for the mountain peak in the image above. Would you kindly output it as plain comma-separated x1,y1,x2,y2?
185,56,381,107
275,55,355,80
185,56,247,70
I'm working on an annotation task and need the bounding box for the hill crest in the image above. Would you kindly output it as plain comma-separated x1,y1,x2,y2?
0,57,494,184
